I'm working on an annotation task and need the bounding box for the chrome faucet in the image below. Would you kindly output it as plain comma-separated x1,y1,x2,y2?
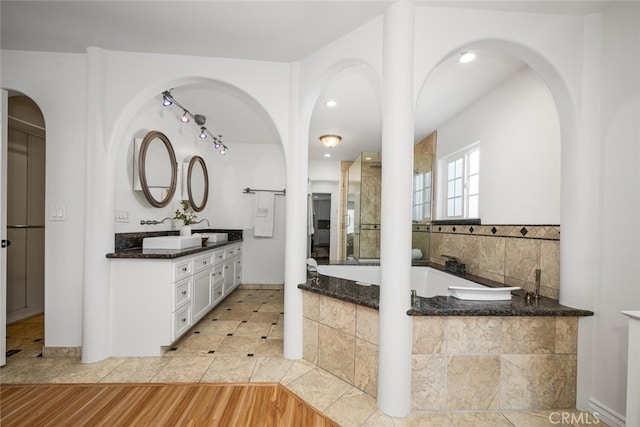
193,219,210,227
411,289,417,307
140,217,172,225
442,254,466,275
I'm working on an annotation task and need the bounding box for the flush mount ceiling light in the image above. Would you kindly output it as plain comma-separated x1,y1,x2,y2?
319,134,341,148
325,100,337,107
459,51,476,64
161,90,228,155
324,153,331,158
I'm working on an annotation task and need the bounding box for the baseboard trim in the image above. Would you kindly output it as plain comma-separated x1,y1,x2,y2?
239,284,284,290
588,398,625,427
43,346,82,358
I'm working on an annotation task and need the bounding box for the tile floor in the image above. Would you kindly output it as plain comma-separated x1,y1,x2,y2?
2,288,606,426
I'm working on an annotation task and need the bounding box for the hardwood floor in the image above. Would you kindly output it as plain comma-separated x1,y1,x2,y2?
0,383,340,426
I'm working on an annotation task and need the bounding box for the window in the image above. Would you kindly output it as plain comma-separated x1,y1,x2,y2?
443,144,480,219
413,171,432,221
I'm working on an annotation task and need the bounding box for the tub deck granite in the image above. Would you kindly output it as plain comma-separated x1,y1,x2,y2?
298,263,593,317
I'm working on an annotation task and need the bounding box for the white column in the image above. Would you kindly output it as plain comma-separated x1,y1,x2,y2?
377,1,415,417
82,47,115,362
283,62,305,359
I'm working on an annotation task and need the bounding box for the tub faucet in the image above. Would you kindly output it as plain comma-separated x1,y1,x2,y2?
411,289,417,308
442,255,466,275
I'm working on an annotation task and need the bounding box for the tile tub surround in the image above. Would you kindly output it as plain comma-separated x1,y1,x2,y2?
412,316,579,411
300,269,592,411
430,223,561,299
302,291,379,398
299,268,593,317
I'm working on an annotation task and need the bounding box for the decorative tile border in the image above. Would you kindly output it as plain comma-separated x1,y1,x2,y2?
431,224,560,241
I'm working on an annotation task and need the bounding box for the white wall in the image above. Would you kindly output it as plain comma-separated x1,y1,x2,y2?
591,1,640,421
1,50,87,347
436,67,561,224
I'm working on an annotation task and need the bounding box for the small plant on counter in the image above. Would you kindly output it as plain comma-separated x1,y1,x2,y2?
174,200,197,225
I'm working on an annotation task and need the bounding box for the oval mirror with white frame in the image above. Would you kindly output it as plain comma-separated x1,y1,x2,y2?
138,130,177,208
183,155,209,212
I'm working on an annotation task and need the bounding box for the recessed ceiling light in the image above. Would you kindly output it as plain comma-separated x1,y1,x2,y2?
324,153,331,158
325,100,337,107
459,51,476,64
365,157,372,160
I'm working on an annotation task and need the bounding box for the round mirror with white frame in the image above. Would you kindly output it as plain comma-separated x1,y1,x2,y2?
185,155,209,212
138,130,177,208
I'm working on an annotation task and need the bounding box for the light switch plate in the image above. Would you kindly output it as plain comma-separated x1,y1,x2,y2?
115,210,130,223
49,204,67,221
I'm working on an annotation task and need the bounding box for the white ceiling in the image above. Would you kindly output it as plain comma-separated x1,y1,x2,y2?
1,1,612,161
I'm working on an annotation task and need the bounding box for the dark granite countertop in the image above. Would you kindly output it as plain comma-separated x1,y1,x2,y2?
106,239,242,260
298,264,593,317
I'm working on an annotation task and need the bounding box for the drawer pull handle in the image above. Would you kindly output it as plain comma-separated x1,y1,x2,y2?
182,267,187,272
225,266,229,269
181,318,187,323
181,290,187,296
203,261,207,264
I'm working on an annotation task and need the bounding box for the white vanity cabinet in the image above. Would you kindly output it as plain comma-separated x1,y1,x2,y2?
110,241,242,357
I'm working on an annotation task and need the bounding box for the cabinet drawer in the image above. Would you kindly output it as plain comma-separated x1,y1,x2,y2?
174,259,193,281
224,247,236,258
173,277,191,310
172,304,191,340
212,250,225,264
193,253,213,273
212,264,224,281
234,245,242,256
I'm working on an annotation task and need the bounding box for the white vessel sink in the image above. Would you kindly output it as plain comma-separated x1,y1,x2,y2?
205,233,228,243
142,235,201,250
448,286,520,301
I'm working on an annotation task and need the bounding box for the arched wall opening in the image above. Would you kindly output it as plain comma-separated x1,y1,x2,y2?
82,73,288,361
304,60,382,262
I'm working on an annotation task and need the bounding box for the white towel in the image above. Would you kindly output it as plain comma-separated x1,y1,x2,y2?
254,192,275,237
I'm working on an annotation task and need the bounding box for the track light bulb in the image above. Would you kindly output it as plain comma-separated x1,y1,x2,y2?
162,93,172,107
219,147,226,155
199,127,207,139
180,111,190,123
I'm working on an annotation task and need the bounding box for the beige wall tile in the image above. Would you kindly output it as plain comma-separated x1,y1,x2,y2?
355,338,378,397
319,295,356,335
446,355,500,410
502,317,555,354
356,305,379,345
505,238,540,284
476,236,506,276
448,412,513,427
318,324,355,383
555,317,578,354
501,354,577,410
302,290,319,321
446,317,502,354
411,354,446,411
412,317,446,354
303,318,318,364
540,240,560,292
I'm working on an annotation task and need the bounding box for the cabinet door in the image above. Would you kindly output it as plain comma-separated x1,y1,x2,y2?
223,260,234,295
192,269,212,322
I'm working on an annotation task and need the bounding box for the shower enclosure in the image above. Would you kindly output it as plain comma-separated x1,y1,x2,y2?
345,152,381,261
342,134,435,262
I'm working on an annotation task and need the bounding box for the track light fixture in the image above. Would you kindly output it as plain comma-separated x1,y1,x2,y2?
161,89,228,155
